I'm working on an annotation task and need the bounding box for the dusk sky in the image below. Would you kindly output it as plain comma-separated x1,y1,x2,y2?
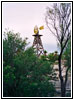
2,2,59,53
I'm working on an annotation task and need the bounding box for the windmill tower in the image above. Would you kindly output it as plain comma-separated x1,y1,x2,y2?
32,25,44,57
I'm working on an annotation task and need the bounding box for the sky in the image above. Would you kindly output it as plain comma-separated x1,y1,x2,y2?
2,2,59,53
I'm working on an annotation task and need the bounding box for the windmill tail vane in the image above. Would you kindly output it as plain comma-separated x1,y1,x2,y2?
39,26,44,30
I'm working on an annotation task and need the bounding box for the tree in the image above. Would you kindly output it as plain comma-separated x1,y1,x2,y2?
46,3,71,96
3,31,56,97
47,51,58,64
3,30,28,66
13,47,56,97
3,30,28,96
3,65,16,96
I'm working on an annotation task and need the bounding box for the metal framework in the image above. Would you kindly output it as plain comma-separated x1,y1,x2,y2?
32,34,44,57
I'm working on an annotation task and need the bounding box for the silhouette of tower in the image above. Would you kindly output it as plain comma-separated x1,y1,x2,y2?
32,25,44,57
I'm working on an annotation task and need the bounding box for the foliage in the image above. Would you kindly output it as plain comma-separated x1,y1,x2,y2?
66,92,71,97
3,30,28,66
44,50,47,54
41,51,58,64
47,52,58,64
3,65,16,96
3,30,56,97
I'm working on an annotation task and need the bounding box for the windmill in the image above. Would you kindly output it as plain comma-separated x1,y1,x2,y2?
32,25,44,57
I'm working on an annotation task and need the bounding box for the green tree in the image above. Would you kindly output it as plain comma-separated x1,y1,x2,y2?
47,51,58,64
13,47,55,97
3,65,16,96
3,30,28,97
3,31,55,97
3,30,28,66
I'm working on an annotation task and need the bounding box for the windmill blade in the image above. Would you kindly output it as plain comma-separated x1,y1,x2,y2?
34,25,38,34
39,26,44,30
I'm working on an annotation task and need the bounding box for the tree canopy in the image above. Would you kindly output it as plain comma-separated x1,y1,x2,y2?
3,30,55,97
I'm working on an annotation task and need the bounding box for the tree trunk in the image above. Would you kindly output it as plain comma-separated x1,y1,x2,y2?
61,82,66,97
58,55,66,97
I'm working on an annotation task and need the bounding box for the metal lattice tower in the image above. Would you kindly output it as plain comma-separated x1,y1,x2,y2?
32,33,44,57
